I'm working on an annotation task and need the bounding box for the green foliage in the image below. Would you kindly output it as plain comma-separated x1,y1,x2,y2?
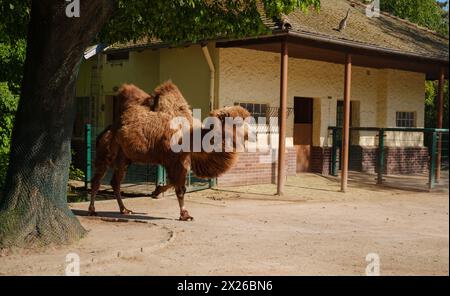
0,40,26,93
69,150,85,181
0,0,30,43
69,165,85,181
425,80,449,128
379,0,449,35
0,83,18,188
0,3,26,190
99,0,320,44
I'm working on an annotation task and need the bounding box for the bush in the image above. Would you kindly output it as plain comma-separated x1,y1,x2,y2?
0,82,18,189
69,164,85,181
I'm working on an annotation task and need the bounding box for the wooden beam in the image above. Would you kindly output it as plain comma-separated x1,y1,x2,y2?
341,54,352,192
277,39,288,196
436,65,445,182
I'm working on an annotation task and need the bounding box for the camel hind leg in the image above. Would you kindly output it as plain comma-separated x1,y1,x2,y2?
89,160,109,216
150,183,173,199
111,153,132,214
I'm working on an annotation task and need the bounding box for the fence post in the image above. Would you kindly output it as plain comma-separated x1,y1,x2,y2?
156,165,166,186
377,128,385,185
84,124,92,191
209,178,217,189
428,131,437,191
331,128,338,176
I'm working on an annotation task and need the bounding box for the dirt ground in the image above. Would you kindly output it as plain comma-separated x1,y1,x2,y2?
0,173,448,276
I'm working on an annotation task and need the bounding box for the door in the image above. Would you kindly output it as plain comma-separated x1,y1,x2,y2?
294,97,313,173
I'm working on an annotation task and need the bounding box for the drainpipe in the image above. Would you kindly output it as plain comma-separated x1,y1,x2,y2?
201,44,215,111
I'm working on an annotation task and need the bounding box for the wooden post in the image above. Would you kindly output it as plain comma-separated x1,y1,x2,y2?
341,54,352,192
277,39,288,196
436,65,445,182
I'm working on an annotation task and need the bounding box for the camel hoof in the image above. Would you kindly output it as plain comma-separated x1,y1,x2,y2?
179,210,194,221
150,192,160,199
120,208,133,215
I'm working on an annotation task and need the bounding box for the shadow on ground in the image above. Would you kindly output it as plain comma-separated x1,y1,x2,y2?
72,209,170,221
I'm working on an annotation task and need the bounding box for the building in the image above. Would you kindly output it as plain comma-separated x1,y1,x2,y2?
73,0,449,187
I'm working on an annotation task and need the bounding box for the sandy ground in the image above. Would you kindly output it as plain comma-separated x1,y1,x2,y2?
0,173,448,276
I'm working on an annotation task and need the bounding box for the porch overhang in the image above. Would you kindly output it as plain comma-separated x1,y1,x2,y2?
216,32,449,80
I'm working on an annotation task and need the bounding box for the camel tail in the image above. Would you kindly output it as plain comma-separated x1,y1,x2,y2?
95,124,113,147
190,151,238,179
93,124,117,169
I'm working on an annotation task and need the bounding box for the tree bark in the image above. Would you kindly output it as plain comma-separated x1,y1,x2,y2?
0,0,115,247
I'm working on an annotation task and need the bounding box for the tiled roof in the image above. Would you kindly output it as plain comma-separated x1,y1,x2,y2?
278,0,448,61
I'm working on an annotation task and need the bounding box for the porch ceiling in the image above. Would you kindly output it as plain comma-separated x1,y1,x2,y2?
216,34,448,80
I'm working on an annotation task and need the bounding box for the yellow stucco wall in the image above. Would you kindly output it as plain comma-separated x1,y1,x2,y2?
101,50,160,95
217,47,426,148
159,45,211,116
75,58,93,97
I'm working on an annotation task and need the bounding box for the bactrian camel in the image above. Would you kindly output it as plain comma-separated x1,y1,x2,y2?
88,82,250,221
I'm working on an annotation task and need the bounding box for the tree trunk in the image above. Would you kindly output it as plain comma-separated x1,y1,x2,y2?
0,0,115,247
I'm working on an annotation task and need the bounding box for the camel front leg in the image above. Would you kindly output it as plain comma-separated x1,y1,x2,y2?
175,185,193,221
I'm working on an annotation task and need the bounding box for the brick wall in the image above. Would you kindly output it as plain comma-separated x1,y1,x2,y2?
312,145,429,175
384,147,429,174
217,147,296,187
311,146,331,175
349,146,378,174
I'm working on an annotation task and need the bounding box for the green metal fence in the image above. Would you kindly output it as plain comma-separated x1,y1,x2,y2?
83,124,214,195
328,126,449,191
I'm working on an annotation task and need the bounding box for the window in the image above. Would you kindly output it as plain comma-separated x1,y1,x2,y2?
234,102,267,119
396,112,416,128
106,51,129,62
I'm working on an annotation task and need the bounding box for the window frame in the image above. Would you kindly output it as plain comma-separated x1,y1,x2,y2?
234,102,268,120
395,111,416,128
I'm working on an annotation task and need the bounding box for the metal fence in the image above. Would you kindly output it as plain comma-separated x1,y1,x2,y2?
83,124,213,195
328,127,449,191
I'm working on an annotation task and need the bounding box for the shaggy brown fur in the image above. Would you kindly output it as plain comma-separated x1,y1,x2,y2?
89,82,250,221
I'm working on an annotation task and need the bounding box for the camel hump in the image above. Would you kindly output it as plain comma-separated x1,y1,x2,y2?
151,80,191,117
117,83,153,110
153,80,179,96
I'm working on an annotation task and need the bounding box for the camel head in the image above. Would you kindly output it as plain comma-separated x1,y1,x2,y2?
209,105,252,143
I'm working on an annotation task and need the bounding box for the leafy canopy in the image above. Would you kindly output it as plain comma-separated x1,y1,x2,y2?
379,0,449,35
100,0,320,44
